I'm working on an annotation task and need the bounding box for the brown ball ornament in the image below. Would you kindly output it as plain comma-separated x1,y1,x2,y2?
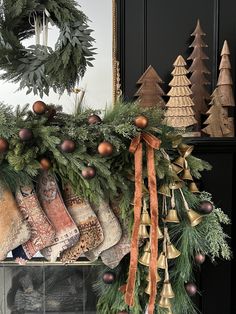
40,158,52,170
19,128,33,141
60,140,76,153
185,282,197,296
82,166,96,179
98,141,113,157
0,138,9,153
117,312,129,314
33,101,47,115
195,253,206,265
102,271,116,284
134,115,148,129
198,201,213,215
88,114,102,125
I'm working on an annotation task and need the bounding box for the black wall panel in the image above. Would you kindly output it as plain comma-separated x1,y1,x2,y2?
117,1,236,313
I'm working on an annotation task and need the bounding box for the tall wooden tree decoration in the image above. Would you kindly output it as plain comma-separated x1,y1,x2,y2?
216,40,235,137
188,19,211,128
202,88,231,137
135,65,165,108
165,55,197,134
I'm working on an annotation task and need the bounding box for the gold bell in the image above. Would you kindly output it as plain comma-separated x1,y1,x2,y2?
140,209,151,225
158,184,171,197
157,252,167,269
157,225,164,239
165,209,180,223
173,156,185,168
166,243,181,259
187,209,203,227
182,168,193,181
139,250,151,266
169,181,184,190
189,182,200,193
145,280,152,295
138,224,149,238
172,163,183,174
178,143,194,157
160,282,175,298
158,296,171,308
146,271,162,283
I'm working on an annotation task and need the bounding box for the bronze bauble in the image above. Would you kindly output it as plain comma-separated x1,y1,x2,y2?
60,140,76,153
102,271,116,284
0,138,9,153
98,141,113,157
40,158,52,170
134,115,148,129
195,253,206,265
199,201,213,214
185,282,197,296
82,166,96,179
19,128,33,141
33,101,47,115
88,114,102,125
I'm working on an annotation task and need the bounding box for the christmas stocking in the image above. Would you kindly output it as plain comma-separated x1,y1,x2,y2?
12,184,56,262
0,181,31,261
101,201,130,269
85,199,122,262
36,172,80,262
60,183,104,263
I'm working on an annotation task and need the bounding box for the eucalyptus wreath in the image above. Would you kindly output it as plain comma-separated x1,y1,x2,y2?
0,0,95,97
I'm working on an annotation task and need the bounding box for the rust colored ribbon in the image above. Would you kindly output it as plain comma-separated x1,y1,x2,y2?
125,132,161,314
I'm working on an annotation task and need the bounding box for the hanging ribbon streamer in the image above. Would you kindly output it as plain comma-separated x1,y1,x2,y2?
125,132,161,314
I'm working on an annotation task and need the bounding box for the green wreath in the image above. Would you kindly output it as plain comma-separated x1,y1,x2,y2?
0,0,95,97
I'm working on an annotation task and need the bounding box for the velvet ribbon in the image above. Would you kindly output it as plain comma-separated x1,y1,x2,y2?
125,132,161,314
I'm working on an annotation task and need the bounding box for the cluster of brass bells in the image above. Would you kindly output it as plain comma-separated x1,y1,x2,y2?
158,282,175,310
138,202,151,238
145,271,162,295
157,243,181,270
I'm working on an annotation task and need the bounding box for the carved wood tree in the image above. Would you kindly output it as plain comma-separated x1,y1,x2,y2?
216,40,235,137
188,19,211,128
202,88,231,137
164,55,197,130
135,65,165,108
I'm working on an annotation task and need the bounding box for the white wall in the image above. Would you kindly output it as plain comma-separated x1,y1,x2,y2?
0,0,112,113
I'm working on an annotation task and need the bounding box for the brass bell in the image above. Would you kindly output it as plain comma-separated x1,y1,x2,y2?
173,156,185,168
167,243,181,259
171,163,183,174
158,296,171,308
157,252,167,269
143,241,151,252
169,181,184,190
157,225,164,239
145,280,152,295
178,143,194,158
146,271,162,283
139,250,151,266
189,182,200,193
187,209,202,227
140,209,151,225
182,168,193,181
160,282,175,298
165,209,180,223
138,224,149,238
158,184,171,197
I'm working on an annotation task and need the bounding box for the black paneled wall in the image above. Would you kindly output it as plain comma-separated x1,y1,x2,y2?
117,1,235,313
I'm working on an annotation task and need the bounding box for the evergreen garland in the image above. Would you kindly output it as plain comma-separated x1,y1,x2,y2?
0,0,95,97
0,101,231,314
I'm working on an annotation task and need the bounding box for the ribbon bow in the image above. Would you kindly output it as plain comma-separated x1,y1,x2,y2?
125,132,161,314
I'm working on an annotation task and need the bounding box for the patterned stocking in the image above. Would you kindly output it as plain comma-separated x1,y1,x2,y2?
37,172,80,262
60,184,104,263
0,181,31,261
84,200,122,262
101,201,130,268
12,184,56,261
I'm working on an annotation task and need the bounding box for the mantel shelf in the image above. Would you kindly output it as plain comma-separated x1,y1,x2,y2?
187,137,236,153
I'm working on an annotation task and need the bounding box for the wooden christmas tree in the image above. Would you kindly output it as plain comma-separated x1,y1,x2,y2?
202,88,231,137
188,19,211,127
164,55,197,132
216,40,235,137
135,65,165,108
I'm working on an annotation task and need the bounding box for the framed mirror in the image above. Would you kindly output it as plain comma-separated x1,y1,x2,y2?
0,0,120,113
